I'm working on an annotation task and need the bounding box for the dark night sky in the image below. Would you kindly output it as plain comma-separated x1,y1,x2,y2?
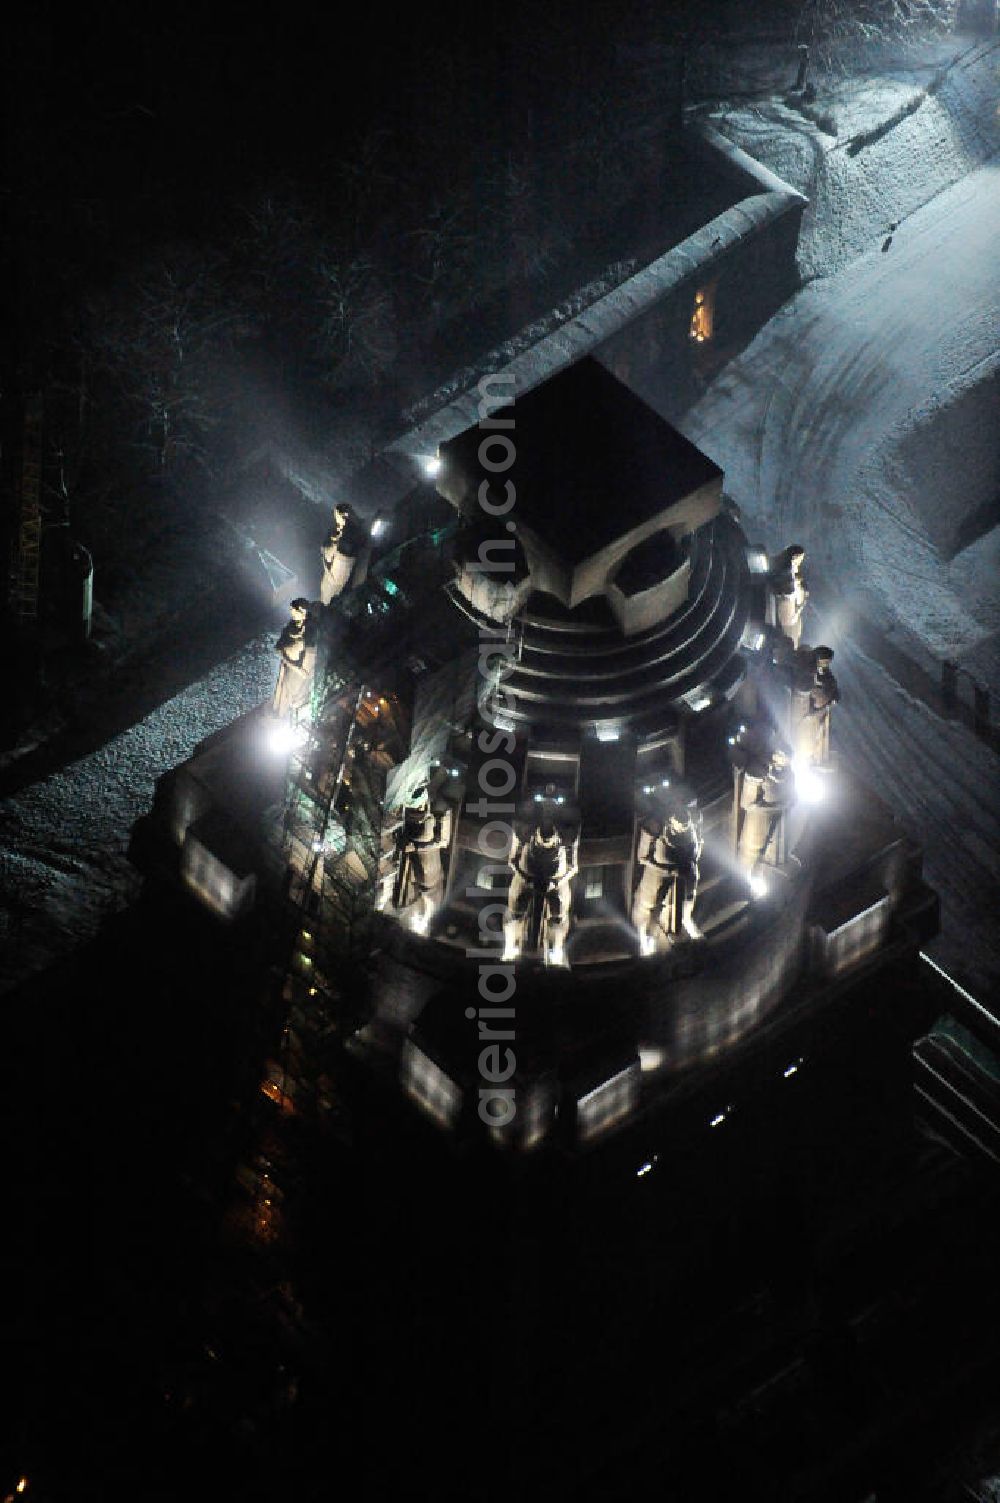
7,1,666,192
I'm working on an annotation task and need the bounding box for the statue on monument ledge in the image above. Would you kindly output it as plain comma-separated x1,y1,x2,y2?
769,544,808,652
503,818,577,967
792,646,840,767
738,745,795,875
633,806,704,953
320,502,362,606
272,598,317,720
384,784,451,935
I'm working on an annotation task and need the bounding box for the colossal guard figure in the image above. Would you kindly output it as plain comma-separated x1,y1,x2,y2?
769,545,808,652
633,806,704,952
272,598,317,720
320,503,361,606
384,784,451,935
792,646,840,766
738,745,796,875
503,818,577,966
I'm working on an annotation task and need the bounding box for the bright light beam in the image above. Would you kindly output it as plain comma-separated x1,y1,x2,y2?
269,722,308,755
793,757,825,804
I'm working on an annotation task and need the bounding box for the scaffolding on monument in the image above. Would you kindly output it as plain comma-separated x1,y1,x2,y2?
262,518,456,1126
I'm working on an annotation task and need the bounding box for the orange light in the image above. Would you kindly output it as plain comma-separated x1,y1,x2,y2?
689,284,714,343
260,1081,295,1114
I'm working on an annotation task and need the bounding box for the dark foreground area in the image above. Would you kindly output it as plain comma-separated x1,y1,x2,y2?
8,866,1000,1503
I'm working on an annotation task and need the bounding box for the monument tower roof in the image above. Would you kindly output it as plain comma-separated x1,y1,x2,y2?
439,356,723,568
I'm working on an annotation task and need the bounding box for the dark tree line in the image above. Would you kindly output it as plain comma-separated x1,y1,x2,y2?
3,0,960,593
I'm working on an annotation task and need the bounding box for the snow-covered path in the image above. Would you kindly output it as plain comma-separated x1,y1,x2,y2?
674,159,1000,682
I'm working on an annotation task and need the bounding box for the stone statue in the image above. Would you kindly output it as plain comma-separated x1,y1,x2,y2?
272,598,317,719
385,784,451,935
770,545,808,652
738,746,795,873
502,819,577,966
792,646,840,766
633,807,703,952
320,503,359,606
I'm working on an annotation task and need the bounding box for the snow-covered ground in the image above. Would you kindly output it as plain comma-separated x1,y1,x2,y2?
669,157,1000,687
0,635,274,993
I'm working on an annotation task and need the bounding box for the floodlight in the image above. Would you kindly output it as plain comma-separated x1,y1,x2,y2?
269,722,308,755
792,757,824,804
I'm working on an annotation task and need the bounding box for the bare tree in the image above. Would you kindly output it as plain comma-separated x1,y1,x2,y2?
335,127,397,238
311,253,396,383
84,248,246,476
794,0,957,70
407,198,476,312
236,189,318,301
